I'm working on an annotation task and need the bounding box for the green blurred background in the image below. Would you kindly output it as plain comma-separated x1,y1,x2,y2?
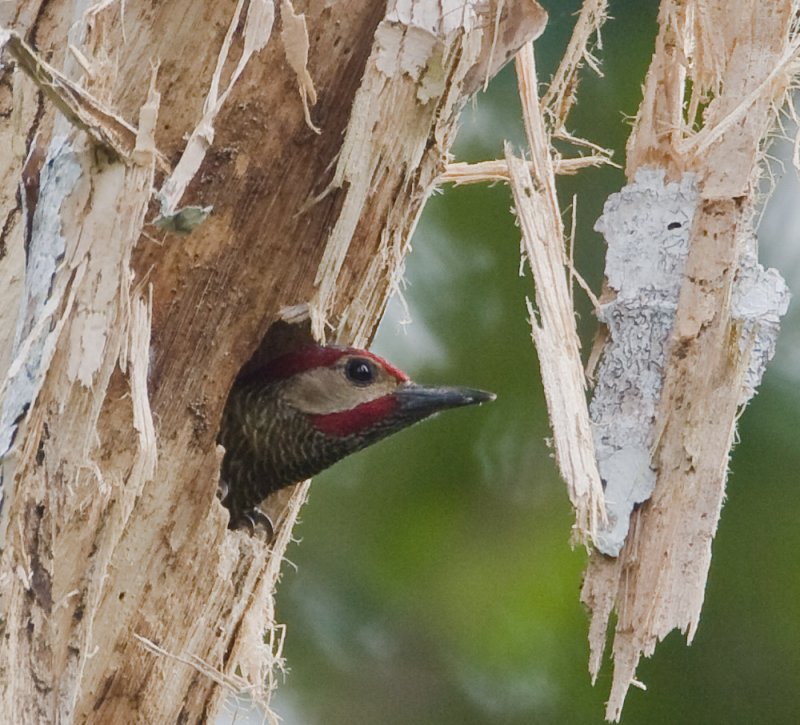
260,2,800,723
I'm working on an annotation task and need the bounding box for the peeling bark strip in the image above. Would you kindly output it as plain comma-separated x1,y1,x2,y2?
581,2,798,720
0,1,544,722
507,43,605,546
310,0,547,345
0,28,145,166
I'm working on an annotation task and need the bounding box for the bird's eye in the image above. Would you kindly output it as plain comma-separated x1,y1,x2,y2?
345,358,376,385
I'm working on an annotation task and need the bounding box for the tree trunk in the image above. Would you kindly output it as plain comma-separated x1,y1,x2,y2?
0,1,545,721
467,1,794,720
579,2,795,720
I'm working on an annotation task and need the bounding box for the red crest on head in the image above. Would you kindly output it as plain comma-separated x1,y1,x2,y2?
241,345,409,384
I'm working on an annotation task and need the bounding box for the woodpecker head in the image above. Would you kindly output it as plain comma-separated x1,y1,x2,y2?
219,344,495,528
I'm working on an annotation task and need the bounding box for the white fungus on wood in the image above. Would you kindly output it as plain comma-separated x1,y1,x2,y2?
589,168,789,556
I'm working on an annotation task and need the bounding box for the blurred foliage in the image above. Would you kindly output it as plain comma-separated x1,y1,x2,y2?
271,1,800,723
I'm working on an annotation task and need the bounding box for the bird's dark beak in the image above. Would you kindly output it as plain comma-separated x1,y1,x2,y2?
394,383,496,416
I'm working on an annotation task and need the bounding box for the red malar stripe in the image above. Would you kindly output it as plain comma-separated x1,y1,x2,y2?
310,395,399,437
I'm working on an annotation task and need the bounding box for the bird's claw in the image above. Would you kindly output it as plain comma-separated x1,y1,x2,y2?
219,480,274,542
238,508,275,543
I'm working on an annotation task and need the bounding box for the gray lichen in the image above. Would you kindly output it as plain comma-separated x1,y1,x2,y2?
589,168,789,556
1,137,81,452
0,136,82,517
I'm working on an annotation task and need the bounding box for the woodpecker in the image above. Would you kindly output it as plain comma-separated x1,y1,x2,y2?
218,344,495,531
